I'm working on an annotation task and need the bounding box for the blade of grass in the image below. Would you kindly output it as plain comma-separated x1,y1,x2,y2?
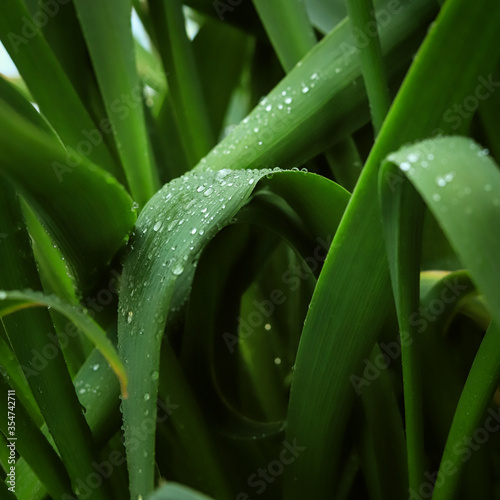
73,0,159,207
251,0,317,72
193,19,250,139
0,75,57,139
0,290,127,397
149,0,215,167
0,373,74,499
346,0,390,134
379,163,426,489
359,344,408,499
21,200,86,375
0,329,43,426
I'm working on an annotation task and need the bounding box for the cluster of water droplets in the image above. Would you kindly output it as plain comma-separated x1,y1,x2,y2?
198,72,322,162
121,167,282,332
390,140,499,214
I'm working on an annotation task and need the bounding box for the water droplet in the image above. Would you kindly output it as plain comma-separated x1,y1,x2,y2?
264,323,271,331
335,68,342,74
408,153,419,163
127,311,133,324
400,162,411,172
144,393,150,401
274,357,282,365
436,176,446,187
172,263,184,276
153,221,162,232
444,172,455,183
265,104,272,111
284,97,292,104
302,86,309,93
204,188,214,196
191,228,197,235
249,178,255,184
432,193,441,202
197,186,205,193
92,364,100,371
311,73,319,80
152,371,159,381
253,127,259,133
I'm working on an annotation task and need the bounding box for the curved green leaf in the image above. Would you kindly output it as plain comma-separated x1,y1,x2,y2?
73,0,159,206
0,290,127,397
379,136,500,499
118,168,349,498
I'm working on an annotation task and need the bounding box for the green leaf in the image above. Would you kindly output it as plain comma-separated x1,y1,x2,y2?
381,137,500,327
0,373,74,499
119,168,277,498
252,0,317,72
0,100,136,289
73,0,159,206
346,0,390,134
0,290,127,397
194,0,436,174
149,0,215,167
379,136,500,498
118,168,349,498
0,75,56,139
193,19,250,139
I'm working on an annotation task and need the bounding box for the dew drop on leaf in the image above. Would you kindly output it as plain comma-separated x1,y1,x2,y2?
172,263,184,276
